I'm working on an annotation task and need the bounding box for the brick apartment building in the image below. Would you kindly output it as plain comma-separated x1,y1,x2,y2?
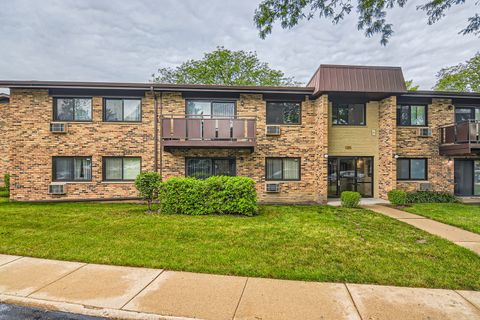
0,65,479,203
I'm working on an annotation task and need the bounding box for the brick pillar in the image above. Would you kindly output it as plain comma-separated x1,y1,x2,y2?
378,96,397,199
314,94,329,203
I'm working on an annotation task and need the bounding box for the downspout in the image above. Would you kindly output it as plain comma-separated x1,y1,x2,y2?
152,87,158,172
159,92,163,179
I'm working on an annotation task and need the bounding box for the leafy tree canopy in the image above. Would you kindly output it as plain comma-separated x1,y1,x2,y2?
405,80,419,91
254,0,479,45
152,47,296,86
434,52,480,92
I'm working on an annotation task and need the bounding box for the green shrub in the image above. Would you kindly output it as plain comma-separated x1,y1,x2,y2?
4,174,10,191
159,176,257,216
406,191,458,204
340,191,361,208
135,172,162,211
388,189,407,206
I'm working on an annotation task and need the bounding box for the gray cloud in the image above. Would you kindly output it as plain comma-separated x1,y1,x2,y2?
0,0,478,93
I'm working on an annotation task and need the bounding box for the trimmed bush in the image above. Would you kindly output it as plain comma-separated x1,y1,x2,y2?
159,176,257,216
406,191,458,204
388,189,407,206
135,172,162,211
340,191,361,208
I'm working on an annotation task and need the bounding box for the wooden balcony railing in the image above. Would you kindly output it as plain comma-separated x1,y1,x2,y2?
439,120,480,155
161,114,256,150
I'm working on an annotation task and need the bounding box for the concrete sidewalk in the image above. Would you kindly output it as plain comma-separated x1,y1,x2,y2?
0,255,479,320
364,204,480,255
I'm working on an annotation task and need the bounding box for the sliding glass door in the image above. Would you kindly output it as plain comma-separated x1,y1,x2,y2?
454,159,480,196
328,157,373,197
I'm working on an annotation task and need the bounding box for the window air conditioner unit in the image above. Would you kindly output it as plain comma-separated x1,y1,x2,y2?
266,126,281,136
265,183,280,193
417,128,432,137
50,122,68,133
419,183,432,191
49,183,66,195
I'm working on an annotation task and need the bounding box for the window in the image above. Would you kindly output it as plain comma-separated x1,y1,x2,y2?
397,158,427,180
186,100,235,118
186,158,236,179
103,157,141,181
104,98,141,122
455,106,480,123
332,104,365,125
266,102,301,124
266,158,300,181
53,157,92,181
397,105,427,126
54,98,92,121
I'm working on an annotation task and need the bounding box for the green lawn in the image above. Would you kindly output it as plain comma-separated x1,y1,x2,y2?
0,201,479,290
404,203,480,234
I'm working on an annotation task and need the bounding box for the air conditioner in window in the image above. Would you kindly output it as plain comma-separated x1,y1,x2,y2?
266,126,281,136
48,183,66,195
419,182,432,191
50,122,68,133
265,183,280,193
417,127,432,137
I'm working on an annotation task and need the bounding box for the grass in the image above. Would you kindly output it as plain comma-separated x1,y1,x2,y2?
404,203,480,234
0,201,479,290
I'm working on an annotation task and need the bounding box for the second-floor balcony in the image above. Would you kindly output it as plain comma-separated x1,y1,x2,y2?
439,120,480,155
161,114,256,151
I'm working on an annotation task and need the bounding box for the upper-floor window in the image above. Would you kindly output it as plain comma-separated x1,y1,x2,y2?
186,100,235,118
266,102,301,125
332,103,365,126
455,106,480,123
186,158,236,179
54,98,92,121
53,156,92,181
103,157,141,181
104,98,141,122
266,157,300,181
397,105,427,126
397,158,427,181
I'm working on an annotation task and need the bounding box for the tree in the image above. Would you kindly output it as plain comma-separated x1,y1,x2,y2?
405,80,419,91
254,0,479,45
135,172,162,212
434,52,480,92
152,47,296,86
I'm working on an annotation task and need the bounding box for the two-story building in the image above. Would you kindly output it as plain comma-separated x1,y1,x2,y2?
0,64,479,203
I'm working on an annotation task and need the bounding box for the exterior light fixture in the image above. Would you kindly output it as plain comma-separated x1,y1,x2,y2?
394,154,399,159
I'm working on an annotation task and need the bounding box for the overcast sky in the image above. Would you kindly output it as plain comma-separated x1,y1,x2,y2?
0,0,478,93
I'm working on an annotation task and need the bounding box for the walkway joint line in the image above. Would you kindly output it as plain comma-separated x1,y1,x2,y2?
26,262,88,298
231,277,249,320
344,283,364,320
0,255,23,268
454,290,480,313
120,269,165,310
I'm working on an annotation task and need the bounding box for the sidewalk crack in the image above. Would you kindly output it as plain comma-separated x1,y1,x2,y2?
344,283,364,320
232,277,249,320
120,269,164,310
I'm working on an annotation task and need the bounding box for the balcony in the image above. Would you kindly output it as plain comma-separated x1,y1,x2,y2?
161,115,256,151
439,120,480,155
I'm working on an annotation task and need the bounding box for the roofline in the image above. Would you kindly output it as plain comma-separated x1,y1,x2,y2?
0,80,315,95
402,90,480,99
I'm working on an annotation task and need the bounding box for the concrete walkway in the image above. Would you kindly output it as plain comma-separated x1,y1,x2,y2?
0,255,479,320
364,204,480,255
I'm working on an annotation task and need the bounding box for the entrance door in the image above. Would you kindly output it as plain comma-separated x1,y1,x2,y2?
455,159,480,196
328,157,373,197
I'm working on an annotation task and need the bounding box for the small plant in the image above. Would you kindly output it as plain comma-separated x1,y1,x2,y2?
406,191,458,204
4,174,10,191
135,172,161,212
388,189,407,206
340,191,361,208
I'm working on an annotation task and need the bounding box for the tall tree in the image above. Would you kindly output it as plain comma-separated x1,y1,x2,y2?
434,52,480,92
254,0,479,45
405,80,419,91
152,47,296,86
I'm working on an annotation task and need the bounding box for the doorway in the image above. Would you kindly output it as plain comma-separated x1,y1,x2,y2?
328,157,374,198
454,159,480,196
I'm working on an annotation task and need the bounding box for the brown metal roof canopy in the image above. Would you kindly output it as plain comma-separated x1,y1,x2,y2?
308,64,407,96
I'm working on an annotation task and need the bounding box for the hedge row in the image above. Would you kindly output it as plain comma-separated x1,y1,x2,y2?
159,176,257,216
388,189,458,205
